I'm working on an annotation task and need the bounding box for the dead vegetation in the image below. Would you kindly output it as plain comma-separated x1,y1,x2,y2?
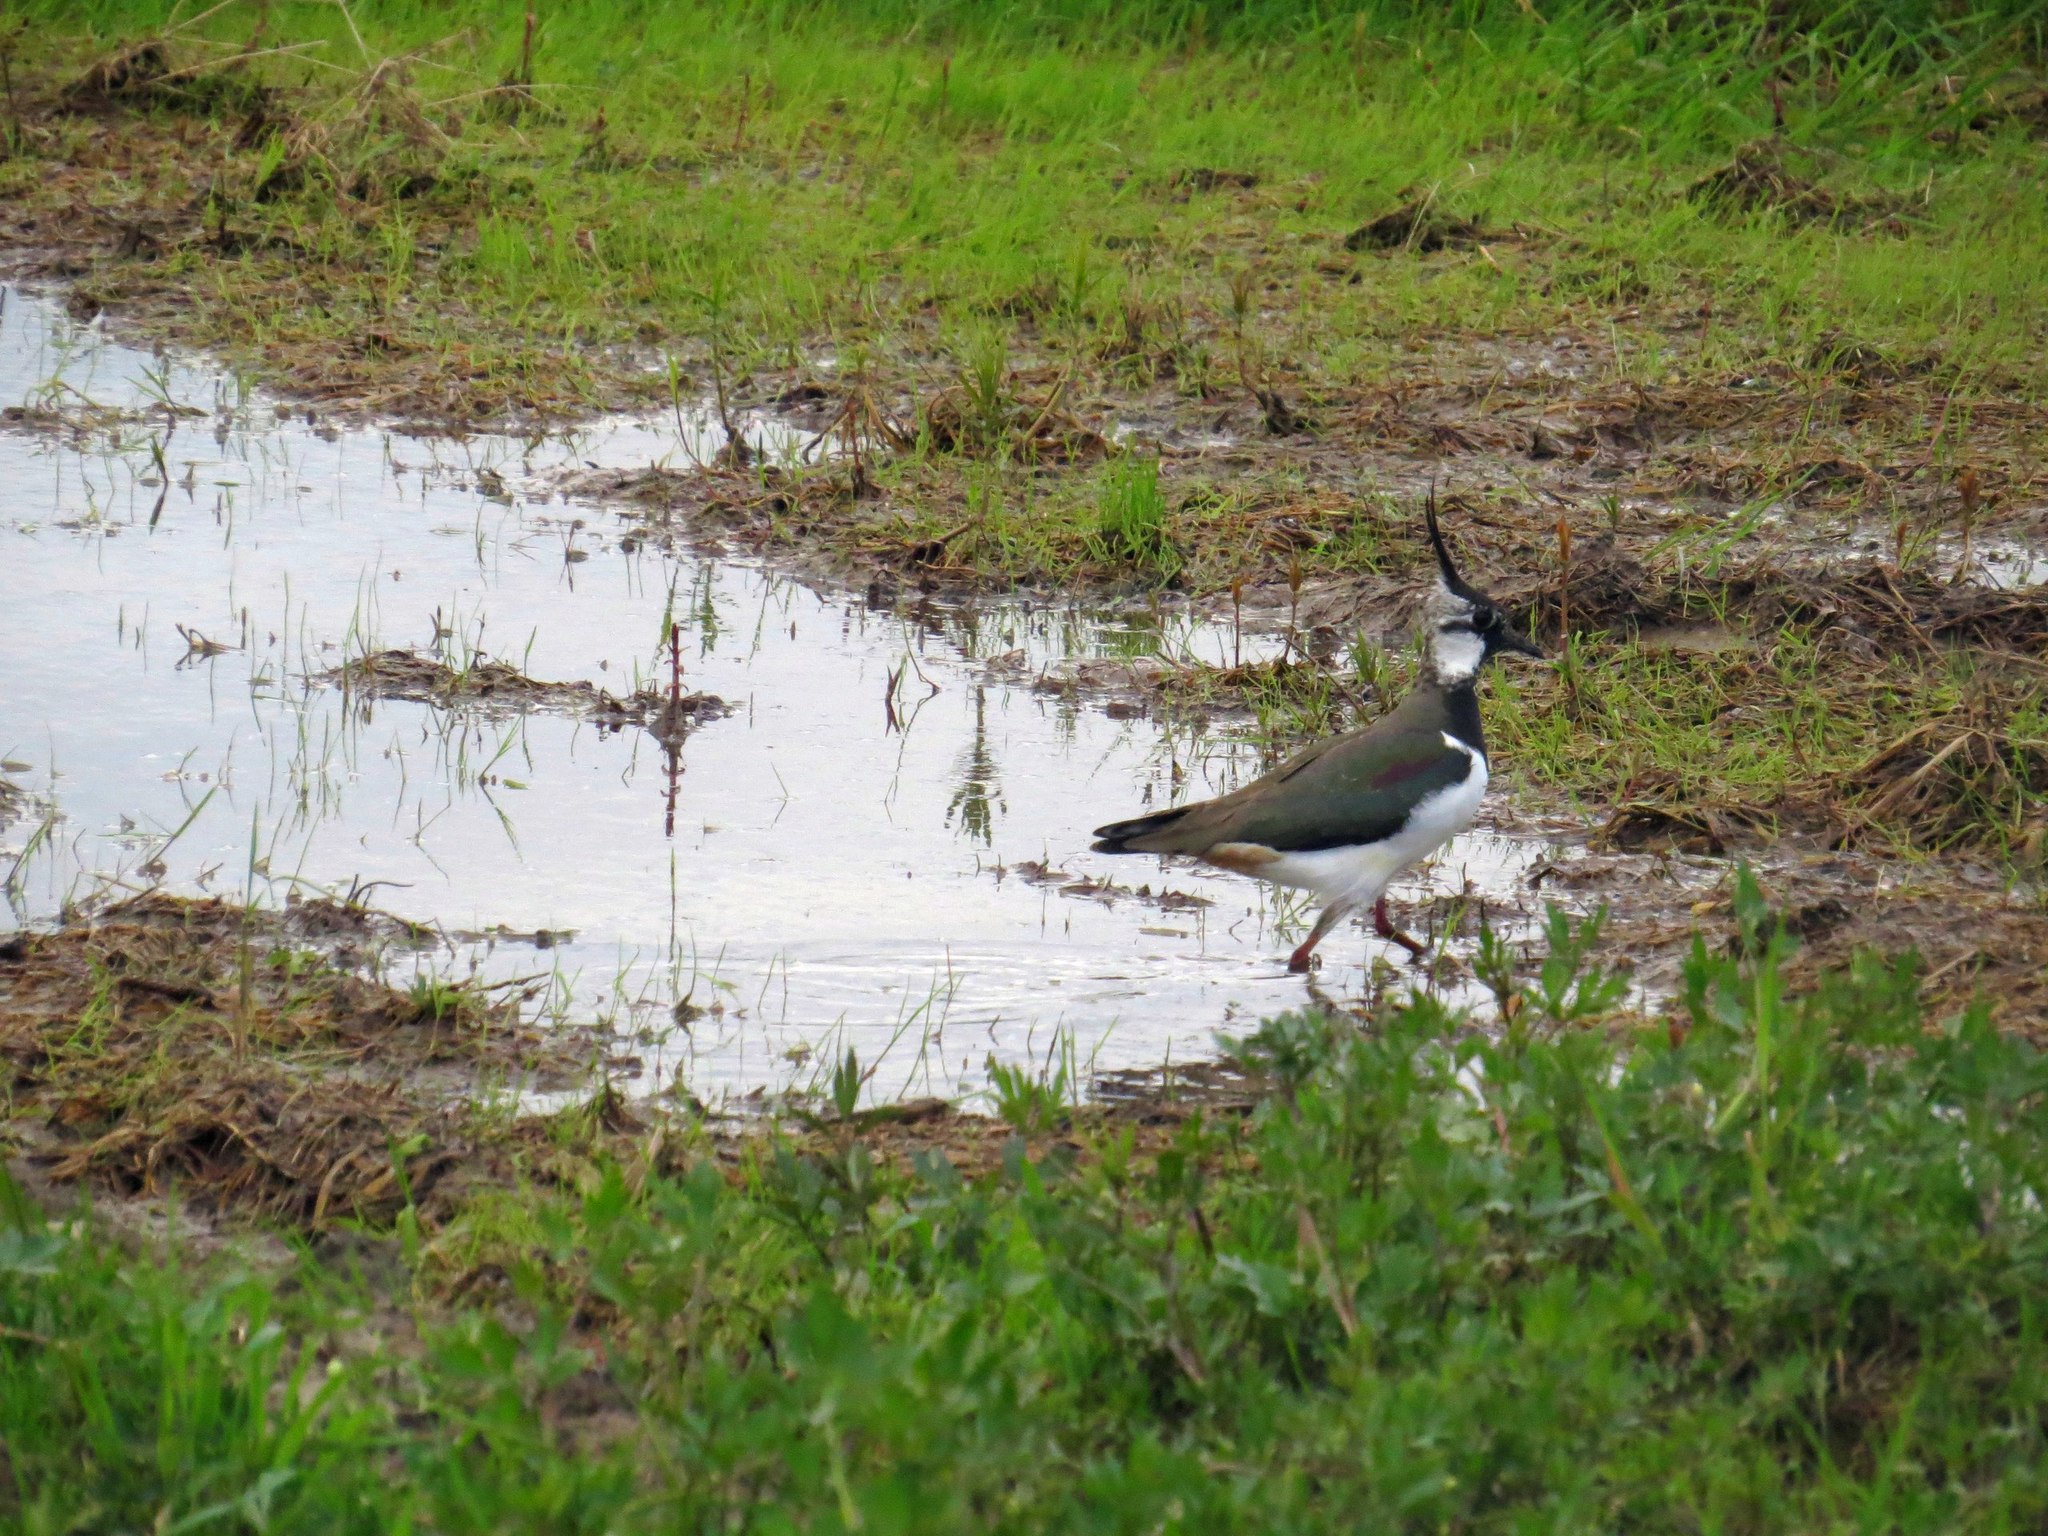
0,895,594,1226
0,895,1276,1235
1966,75,2048,136
1688,139,1911,232
1534,553,2048,654
919,376,1111,464
736,1084,1255,1190
60,35,268,119
1170,167,1261,195
0,774,27,830
1844,693,2048,853
59,1,451,208
247,65,449,207
320,650,732,738
1005,856,1215,913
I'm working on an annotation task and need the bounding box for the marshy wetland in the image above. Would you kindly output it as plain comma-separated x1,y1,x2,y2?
5,1,2048,1527
0,288,1577,1111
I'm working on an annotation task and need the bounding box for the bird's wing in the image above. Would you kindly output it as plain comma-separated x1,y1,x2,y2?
1093,695,1474,856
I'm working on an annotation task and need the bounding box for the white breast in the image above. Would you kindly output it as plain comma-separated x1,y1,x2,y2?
1256,734,1488,907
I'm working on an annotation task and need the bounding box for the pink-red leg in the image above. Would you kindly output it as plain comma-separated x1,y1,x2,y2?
1374,896,1428,959
1287,901,1353,973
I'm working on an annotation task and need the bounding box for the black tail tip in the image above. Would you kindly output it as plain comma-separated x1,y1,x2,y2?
1094,809,1180,853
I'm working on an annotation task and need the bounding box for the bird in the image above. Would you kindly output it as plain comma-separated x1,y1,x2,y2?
1091,494,1544,974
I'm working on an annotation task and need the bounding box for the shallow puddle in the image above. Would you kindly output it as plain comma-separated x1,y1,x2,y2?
0,291,1567,1105
1972,538,2048,591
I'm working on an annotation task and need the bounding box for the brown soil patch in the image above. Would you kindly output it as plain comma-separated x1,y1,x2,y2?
0,895,594,1226
919,387,1110,464
1968,78,2048,136
745,1061,1262,1186
0,896,1284,1235
60,38,267,119
1389,836,2048,1041
1570,850,2048,1044
1525,552,2048,651
1171,167,1261,195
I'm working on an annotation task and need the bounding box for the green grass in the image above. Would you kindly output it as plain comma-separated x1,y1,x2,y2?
1485,616,2048,858
16,0,2047,409
1087,452,1177,575
7,881,2048,1529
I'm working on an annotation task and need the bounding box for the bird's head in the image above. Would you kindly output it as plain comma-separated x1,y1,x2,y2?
1422,490,1544,682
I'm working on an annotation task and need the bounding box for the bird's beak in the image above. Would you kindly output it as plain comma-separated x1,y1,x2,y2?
1501,625,1547,661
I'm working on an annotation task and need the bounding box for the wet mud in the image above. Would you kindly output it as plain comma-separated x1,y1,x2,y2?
0,894,595,1227
319,647,734,741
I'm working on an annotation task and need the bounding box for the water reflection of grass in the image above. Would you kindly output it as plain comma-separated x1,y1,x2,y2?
944,686,1005,845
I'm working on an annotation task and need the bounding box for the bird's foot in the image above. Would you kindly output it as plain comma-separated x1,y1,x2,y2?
1374,897,1429,961
1286,941,1318,974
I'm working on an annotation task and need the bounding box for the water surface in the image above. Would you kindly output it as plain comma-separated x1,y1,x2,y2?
0,291,1556,1104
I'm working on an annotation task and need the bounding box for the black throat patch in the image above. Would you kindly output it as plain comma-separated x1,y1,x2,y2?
1441,681,1485,758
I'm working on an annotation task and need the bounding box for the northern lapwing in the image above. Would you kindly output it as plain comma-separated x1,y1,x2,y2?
1091,495,1544,973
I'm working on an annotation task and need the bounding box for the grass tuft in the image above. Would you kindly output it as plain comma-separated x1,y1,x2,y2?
1088,451,1176,574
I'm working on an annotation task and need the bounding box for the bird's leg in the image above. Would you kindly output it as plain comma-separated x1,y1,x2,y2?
1288,902,1353,974
1373,896,1428,960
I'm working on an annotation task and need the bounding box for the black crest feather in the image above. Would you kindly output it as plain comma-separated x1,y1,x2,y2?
1423,483,1463,589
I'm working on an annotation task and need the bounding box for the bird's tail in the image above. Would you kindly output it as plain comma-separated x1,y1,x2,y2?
1090,806,1193,854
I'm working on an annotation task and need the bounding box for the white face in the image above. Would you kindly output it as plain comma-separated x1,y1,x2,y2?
1426,576,1486,683
1424,574,1477,631
1430,622,1486,683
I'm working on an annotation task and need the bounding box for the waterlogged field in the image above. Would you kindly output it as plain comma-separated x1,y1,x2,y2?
2,0,2048,1527
0,288,1574,1108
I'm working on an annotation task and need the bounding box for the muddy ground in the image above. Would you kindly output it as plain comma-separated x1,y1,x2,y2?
0,894,585,1231
0,896,1261,1251
7,856,2037,1249
318,647,733,743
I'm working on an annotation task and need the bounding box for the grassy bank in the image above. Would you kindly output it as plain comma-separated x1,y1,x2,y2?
7,885,2048,1529
22,0,2048,396
8,0,2044,435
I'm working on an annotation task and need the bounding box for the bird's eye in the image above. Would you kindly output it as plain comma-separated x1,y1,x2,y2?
1477,608,1500,631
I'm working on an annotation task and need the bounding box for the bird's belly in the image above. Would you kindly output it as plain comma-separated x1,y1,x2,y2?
1257,753,1488,905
